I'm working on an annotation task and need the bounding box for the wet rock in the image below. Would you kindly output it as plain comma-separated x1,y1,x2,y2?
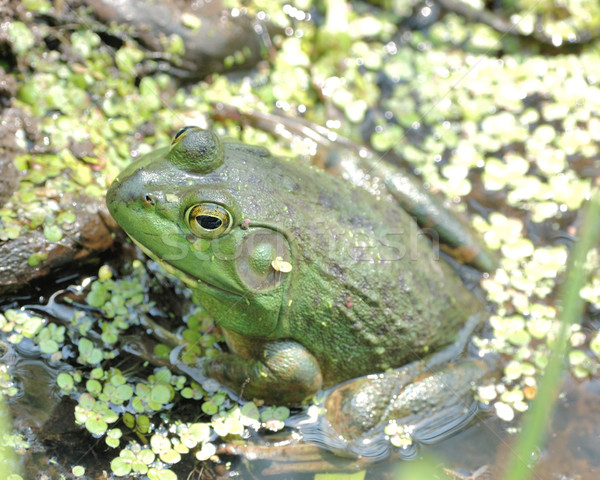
0,195,118,296
0,68,26,206
81,0,279,80
69,139,96,160
0,151,17,207
0,105,42,206
0,68,16,108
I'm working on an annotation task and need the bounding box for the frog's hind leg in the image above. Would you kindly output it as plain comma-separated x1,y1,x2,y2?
292,312,496,459
295,357,494,460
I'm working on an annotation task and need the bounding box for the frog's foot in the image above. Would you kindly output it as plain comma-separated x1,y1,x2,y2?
291,359,495,460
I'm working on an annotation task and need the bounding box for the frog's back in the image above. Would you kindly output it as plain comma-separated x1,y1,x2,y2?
222,142,481,386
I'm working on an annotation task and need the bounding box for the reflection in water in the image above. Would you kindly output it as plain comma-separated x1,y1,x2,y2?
527,376,600,480
11,356,60,428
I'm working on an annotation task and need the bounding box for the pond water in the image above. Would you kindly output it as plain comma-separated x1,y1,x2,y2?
2,282,599,480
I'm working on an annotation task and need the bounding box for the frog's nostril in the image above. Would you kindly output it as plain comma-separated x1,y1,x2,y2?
144,194,155,206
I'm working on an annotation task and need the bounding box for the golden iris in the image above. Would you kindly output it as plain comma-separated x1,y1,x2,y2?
186,203,232,238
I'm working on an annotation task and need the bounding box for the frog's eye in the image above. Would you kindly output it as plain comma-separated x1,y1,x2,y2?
173,126,198,142
168,127,224,174
186,203,232,238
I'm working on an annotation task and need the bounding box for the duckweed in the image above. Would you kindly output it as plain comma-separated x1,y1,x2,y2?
110,448,145,476
1,0,600,474
77,338,104,365
0,431,29,452
0,310,44,344
195,441,217,462
177,422,211,448
7,21,34,54
384,421,415,449
150,433,181,464
201,392,226,415
147,467,177,480
134,382,174,412
74,393,119,436
261,405,290,431
569,349,597,378
105,428,123,448
123,412,151,435
71,465,85,477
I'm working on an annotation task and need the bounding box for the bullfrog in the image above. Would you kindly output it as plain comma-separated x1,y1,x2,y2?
106,126,493,457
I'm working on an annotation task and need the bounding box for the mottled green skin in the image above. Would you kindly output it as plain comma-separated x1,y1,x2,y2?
107,127,482,406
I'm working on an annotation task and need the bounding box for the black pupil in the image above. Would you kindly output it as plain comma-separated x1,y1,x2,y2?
197,215,222,230
174,126,194,140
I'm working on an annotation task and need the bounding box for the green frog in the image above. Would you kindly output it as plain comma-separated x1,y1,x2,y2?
106,126,494,457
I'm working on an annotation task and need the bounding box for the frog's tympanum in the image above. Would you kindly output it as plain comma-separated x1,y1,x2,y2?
107,127,492,458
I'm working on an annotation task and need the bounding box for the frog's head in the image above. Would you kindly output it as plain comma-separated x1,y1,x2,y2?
106,127,294,338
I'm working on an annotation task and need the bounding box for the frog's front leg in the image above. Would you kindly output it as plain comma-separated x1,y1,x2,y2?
208,333,323,405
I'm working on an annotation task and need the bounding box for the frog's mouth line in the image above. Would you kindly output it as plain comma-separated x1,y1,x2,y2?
128,236,243,299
